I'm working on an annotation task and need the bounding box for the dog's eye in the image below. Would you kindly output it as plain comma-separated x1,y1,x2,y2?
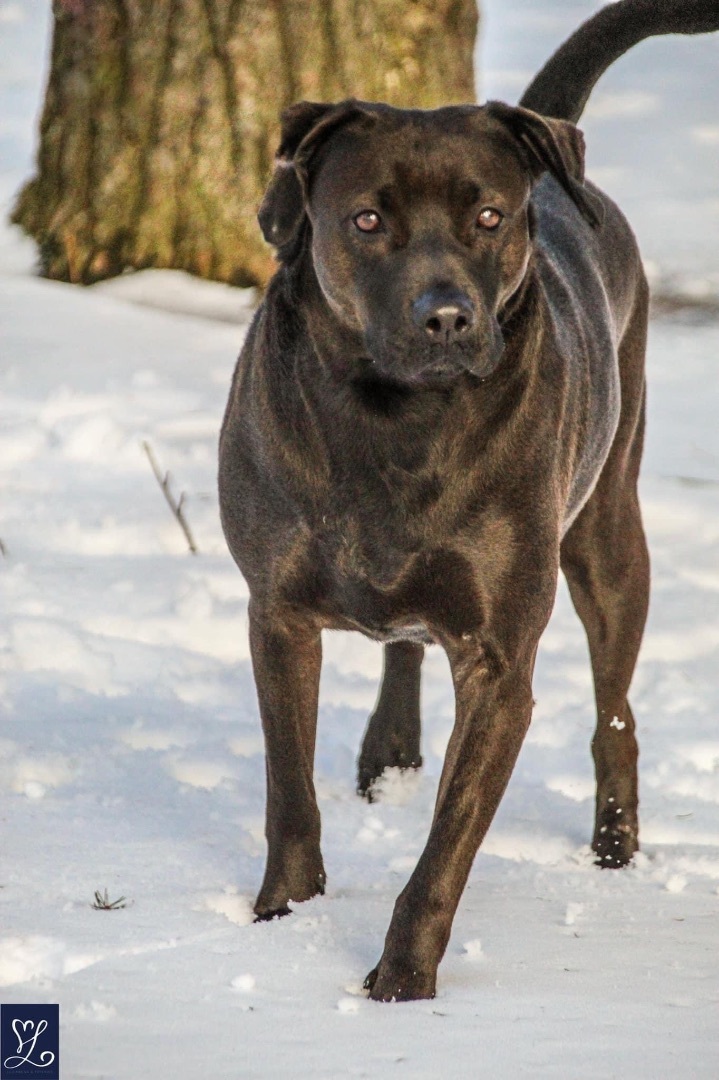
354,210,383,233
476,207,503,231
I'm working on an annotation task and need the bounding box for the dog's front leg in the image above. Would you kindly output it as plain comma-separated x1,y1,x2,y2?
364,632,540,1001
249,604,326,918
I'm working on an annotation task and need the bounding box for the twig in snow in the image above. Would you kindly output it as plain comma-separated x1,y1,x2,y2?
142,440,198,555
0,537,6,557
93,888,128,911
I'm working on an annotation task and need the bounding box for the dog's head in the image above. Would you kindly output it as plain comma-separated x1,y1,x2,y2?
259,99,602,385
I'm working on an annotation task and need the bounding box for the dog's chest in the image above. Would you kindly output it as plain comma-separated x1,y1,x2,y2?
297,508,484,644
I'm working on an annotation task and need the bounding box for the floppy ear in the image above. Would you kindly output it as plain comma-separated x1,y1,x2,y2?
258,99,373,258
258,102,335,251
485,101,604,228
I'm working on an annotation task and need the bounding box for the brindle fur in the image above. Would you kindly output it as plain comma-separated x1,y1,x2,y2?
219,0,719,1001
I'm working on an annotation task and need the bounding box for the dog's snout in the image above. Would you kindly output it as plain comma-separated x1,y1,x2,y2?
412,290,475,342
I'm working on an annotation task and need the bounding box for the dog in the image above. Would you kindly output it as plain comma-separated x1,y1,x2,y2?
219,0,719,1001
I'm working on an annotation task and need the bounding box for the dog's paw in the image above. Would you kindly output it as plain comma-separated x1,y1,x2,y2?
253,875,324,920
592,820,638,869
363,958,436,1002
253,905,292,922
357,759,422,802
254,854,326,917
356,768,378,802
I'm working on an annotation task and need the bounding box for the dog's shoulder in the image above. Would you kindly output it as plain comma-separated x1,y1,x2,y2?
533,174,646,338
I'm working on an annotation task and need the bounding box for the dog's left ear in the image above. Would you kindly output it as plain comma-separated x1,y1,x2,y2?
485,101,604,228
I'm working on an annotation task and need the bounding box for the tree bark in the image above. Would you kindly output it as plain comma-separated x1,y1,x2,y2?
13,0,478,287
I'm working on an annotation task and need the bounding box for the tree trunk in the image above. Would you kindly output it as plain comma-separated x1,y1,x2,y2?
12,0,478,288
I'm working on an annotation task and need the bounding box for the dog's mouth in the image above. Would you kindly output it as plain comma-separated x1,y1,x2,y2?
362,331,505,388
417,346,500,383
401,360,476,387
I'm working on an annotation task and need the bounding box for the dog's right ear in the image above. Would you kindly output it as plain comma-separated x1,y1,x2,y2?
258,99,372,255
258,102,334,250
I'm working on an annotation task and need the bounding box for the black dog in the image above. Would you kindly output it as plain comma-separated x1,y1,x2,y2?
219,0,719,1001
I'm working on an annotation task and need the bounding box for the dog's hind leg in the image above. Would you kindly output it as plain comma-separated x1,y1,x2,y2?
560,294,650,868
357,641,423,799
249,607,326,917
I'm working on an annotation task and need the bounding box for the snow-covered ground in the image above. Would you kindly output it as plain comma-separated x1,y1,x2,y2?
1,3,718,1078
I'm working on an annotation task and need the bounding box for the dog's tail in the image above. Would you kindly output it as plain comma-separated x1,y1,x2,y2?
519,0,719,123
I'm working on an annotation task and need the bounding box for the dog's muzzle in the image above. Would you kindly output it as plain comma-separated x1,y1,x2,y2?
362,285,505,385
405,287,504,383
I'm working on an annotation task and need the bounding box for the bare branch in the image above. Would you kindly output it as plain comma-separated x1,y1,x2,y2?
93,888,128,911
142,440,198,555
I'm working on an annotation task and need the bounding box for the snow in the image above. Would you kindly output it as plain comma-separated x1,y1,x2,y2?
1,2,718,1077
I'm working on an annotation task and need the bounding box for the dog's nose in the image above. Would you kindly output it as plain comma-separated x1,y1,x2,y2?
412,290,475,342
